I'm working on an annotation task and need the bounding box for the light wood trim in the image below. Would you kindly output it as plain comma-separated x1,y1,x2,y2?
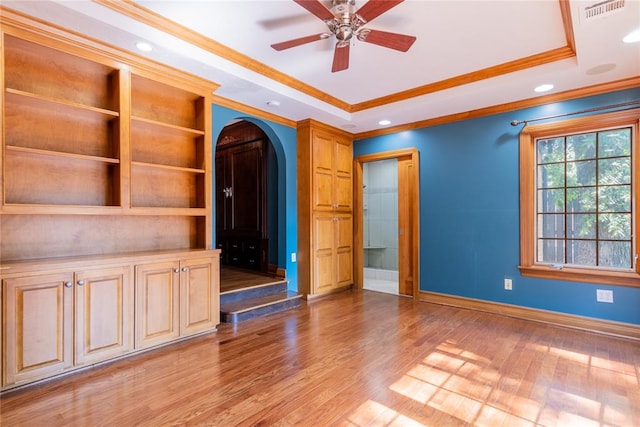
212,95,296,128
92,0,349,112
519,108,640,287
352,47,575,112
558,0,576,52
1,28,5,208
421,290,640,341
353,148,420,298
355,76,640,140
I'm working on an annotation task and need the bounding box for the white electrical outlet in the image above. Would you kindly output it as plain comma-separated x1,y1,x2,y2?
504,278,512,290
596,289,613,303
291,252,297,263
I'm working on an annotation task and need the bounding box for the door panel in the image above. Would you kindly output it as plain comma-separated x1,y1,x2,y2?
398,156,414,296
181,257,218,336
135,261,180,349
3,273,73,386
75,266,132,365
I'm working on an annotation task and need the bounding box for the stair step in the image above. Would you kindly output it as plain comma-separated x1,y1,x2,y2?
220,291,303,323
220,280,288,305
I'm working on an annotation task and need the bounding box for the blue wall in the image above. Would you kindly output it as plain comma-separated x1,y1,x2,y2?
212,105,298,291
354,88,640,325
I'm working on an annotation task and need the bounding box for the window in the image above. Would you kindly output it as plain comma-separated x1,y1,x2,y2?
519,109,640,287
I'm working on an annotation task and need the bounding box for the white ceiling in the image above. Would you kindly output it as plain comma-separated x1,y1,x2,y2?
4,0,640,134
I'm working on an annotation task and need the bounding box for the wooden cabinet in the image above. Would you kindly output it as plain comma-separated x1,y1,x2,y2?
297,120,354,297
215,122,268,272
1,250,219,391
135,256,219,349
1,24,216,262
2,265,133,388
0,14,221,392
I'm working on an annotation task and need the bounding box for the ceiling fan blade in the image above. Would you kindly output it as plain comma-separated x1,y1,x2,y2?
356,0,404,23
332,43,350,72
293,0,334,21
271,33,329,51
358,29,416,52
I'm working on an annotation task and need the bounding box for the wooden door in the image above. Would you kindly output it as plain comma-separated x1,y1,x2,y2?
335,213,353,287
135,261,180,349
3,273,73,386
229,141,264,235
313,214,336,292
75,266,133,365
312,130,335,211
334,137,353,211
180,257,219,336
398,155,416,296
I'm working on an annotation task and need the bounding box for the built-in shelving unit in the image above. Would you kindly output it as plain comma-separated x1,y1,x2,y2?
0,12,221,391
1,28,216,262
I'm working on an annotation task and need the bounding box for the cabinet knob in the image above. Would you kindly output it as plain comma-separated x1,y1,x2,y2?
64,281,73,288
77,280,85,286
182,267,189,272
174,268,180,273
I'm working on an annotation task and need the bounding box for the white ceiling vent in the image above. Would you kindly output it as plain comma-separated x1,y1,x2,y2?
584,0,625,20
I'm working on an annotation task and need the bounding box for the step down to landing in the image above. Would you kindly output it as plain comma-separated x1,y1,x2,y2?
220,280,303,323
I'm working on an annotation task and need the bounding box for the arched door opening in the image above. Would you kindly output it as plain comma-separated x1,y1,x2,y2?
215,120,279,276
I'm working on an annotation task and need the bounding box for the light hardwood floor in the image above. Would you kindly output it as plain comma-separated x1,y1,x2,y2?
2,289,639,426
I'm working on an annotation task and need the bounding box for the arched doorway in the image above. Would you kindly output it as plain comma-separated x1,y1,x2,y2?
215,120,279,274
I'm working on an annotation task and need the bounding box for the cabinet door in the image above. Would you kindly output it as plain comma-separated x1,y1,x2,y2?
135,261,180,349
180,257,219,336
74,266,133,365
313,214,337,293
312,130,336,211
3,273,73,386
335,214,353,287
334,137,353,211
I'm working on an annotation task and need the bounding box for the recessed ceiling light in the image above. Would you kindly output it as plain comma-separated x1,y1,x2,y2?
623,28,640,43
136,42,153,52
534,84,554,93
266,100,281,107
378,119,391,126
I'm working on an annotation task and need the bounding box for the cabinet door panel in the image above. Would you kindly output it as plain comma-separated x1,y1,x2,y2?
180,257,218,336
135,261,180,349
334,139,353,210
75,266,132,365
3,273,73,386
336,215,353,286
312,131,335,210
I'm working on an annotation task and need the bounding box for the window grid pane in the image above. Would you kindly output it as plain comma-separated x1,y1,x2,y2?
535,128,633,269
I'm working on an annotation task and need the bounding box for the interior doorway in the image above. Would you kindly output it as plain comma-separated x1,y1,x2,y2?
354,148,420,298
215,120,279,276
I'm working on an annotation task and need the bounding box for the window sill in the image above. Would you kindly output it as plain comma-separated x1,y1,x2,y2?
518,265,640,288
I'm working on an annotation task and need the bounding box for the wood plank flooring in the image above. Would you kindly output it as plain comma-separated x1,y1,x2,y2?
2,289,639,426
220,266,282,293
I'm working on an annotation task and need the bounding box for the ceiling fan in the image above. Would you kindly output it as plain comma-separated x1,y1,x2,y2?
271,0,417,72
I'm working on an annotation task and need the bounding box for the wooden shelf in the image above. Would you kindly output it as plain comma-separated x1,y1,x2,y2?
2,29,212,263
131,74,205,131
131,116,204,136
6,145,119,165
4,35,119,111
132,161,205,174
6,88,119,117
